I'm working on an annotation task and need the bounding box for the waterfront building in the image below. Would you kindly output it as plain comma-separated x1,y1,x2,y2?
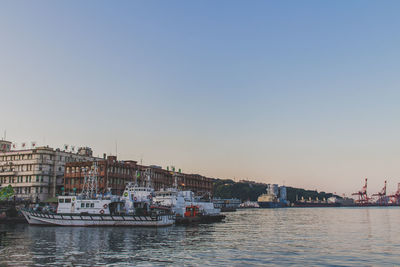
137,167,213,196
64,155,138,196
64,156,214,196
0,140,97,202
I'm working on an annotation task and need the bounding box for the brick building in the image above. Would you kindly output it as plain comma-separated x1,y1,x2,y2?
64,156,138,195
64,156,214,196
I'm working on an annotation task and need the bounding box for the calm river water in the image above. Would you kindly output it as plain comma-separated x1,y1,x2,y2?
1,207,400,266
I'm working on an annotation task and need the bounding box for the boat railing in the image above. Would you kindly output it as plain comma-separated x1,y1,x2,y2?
25,208,174,221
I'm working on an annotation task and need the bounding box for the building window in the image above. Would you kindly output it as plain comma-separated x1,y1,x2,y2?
36,176,39,182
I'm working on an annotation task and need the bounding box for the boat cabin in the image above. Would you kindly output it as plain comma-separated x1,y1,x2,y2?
184,205,200,217
57,196,120,215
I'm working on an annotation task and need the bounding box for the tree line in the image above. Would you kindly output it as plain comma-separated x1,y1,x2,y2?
213,179,339,203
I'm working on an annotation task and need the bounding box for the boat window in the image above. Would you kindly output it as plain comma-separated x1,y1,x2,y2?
65,198,71,203
59,199,64,203
81,203,84,208
91,203,94,208
86,203,90,208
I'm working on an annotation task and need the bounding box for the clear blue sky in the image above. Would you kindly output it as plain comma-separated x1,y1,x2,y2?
1,1,400,195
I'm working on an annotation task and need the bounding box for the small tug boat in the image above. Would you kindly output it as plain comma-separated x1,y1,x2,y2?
174,204,226,224
21,166,174,227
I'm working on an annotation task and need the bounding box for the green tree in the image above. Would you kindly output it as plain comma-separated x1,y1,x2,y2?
0,185,14,200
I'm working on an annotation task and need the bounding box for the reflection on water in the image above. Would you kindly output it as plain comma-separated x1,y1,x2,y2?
1,207,400,266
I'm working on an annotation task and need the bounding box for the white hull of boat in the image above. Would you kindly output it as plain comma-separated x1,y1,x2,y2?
21,210,174,227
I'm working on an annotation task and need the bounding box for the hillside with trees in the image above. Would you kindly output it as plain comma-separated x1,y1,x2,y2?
213,179,339,203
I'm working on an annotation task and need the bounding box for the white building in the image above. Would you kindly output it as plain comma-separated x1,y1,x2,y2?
0,140,97,202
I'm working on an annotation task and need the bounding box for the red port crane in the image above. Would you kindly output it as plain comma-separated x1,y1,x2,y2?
372,180,387,205
389,183,400,205
352,178,370,205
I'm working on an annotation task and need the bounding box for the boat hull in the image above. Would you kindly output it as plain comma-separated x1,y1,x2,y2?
258,201,286,208
175,214,226,225
21,209,175,227
293,202,341,207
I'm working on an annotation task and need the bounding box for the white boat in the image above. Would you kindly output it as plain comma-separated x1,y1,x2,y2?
152,172,224,223
153,188,220,216
239,201,260,208
21,166,174,227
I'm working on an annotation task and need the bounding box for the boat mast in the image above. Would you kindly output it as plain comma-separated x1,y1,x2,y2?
173,172,178,189
81,162,99,199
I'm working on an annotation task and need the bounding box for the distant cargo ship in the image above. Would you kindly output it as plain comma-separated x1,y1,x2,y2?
257,184,288,208
292,196,354,207
292,202,341,207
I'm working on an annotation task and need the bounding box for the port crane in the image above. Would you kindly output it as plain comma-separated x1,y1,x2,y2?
352,178,370,205
389,183,400,205
372,180,387,205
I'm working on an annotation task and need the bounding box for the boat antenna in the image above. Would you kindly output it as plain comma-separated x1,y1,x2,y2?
135,170,139,186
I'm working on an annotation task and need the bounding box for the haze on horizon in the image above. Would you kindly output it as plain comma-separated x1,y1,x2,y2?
1,1,400,196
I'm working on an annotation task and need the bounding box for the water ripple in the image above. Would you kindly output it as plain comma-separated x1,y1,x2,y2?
1,207,400,266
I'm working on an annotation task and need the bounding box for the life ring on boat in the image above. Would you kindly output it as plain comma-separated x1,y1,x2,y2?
124,192,128,197
100,209,104,214
72,197,75,201
103,204,108,209
134,197,137,201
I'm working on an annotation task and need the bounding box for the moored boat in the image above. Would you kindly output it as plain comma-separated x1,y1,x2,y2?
21,166,174,227
257,184,288,208
153,172,225,224
174,204,226,224
239,201,260,208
